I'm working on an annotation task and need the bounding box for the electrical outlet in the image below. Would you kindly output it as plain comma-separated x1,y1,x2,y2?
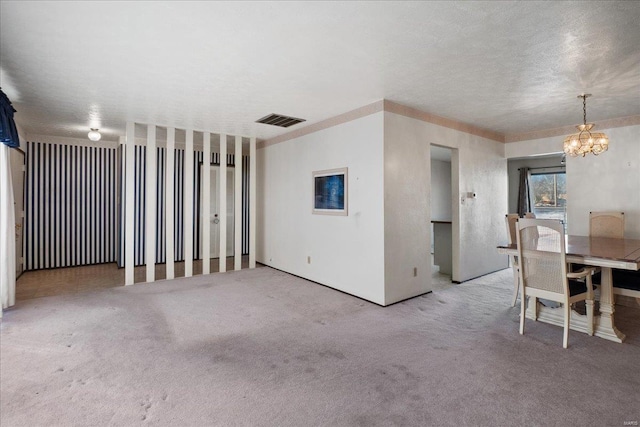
413,267,417,277
307,256,311,264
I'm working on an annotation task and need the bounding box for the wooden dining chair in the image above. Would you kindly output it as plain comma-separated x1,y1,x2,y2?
571,212,624,277
590,211,624,238
589,212,633,302
505,214,520,306
578,212,625,289
517,219,595,348
506,212,539,306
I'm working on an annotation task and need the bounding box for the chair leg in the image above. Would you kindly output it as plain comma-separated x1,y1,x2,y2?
511,268,519,307
520,294,526,335
563,303,570,349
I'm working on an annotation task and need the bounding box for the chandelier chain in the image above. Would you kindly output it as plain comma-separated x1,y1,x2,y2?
583,95,587,125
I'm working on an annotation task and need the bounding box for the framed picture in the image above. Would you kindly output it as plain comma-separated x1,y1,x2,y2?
313,167,348,216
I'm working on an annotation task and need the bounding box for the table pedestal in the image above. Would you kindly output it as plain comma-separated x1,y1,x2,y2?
525,267,625,343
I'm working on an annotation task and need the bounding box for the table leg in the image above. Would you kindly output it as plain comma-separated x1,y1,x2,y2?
594,267,626,342
525,296,538,320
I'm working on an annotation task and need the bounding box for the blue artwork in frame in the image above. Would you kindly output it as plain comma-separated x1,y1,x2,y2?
313,168,348,216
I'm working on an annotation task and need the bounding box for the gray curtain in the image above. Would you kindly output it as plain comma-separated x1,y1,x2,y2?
517,167,530,217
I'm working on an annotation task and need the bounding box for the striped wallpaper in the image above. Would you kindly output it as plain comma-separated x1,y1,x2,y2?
24,141,119,270
118,147,250,267
24,140,251,272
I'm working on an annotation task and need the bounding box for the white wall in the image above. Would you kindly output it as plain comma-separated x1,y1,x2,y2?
257,112,386,304
506,125,640,239
258,108,510,306
383,114,431,304
384,112,509,285
504,137,561,159
431,159,452,221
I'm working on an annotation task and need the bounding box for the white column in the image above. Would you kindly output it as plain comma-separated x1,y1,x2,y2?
125,122,135,285
219,134,227,273
202,132,211,275
234,136,242,270
249,137,256,268
166,127,175,280
184,129,194,277
145,125,156,282
118,137,125,272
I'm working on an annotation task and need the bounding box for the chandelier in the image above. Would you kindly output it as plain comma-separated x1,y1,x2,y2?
563,94,609,157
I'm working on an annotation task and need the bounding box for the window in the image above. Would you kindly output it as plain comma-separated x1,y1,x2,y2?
529,171,566,226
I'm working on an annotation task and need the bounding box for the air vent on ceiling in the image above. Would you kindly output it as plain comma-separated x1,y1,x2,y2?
256,113,306,128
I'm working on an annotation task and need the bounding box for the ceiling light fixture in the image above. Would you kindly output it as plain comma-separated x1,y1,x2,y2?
88,128,101,141
563,94,609,157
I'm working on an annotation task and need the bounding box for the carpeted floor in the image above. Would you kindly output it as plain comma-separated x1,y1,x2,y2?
1,267,639,426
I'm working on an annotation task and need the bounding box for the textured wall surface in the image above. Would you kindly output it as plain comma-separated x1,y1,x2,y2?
257,113,386,304
258,108,510,305
566,125,640,239
384,112,509,284
383,114,432,304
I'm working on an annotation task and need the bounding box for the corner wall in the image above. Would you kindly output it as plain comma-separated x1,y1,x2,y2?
383,113,431,304
258,104,510,306
384,112,508,286
257,112,386,304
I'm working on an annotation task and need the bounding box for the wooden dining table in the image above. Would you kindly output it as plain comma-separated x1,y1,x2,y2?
497,235,640,343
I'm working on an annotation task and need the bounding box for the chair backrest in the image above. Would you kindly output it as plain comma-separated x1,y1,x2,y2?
590,212,624,238
505,214,519,244
524,212,536,218
516,219,568,297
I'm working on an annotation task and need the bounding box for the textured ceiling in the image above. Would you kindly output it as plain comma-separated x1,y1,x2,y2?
1,1,639,143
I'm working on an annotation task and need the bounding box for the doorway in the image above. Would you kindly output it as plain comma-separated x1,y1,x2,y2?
430,144,455,289
202,165,235,259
